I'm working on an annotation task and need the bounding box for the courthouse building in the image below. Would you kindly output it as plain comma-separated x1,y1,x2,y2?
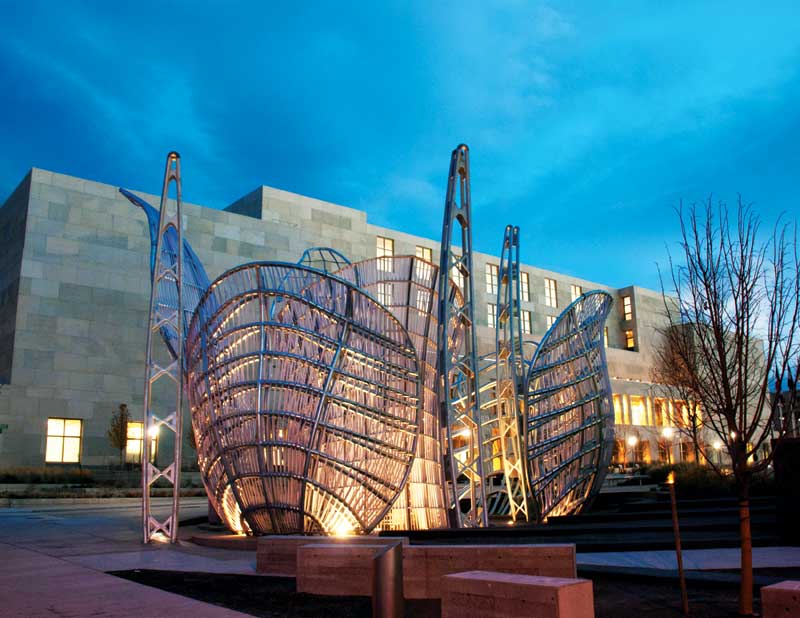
0,167,699,468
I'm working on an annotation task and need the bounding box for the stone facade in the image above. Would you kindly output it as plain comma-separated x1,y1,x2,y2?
0,167,681,467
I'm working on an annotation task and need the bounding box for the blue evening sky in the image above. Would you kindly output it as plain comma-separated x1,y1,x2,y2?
1,2,798,290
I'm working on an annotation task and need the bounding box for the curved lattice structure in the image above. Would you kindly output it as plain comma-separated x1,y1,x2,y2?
334,256,451,530
185,263,422,535
525,291,614,521
298,247,352,274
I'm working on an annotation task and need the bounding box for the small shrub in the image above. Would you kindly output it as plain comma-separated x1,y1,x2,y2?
0,466,94,485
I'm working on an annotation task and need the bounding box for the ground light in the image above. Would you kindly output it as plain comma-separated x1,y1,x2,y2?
667,471,689,616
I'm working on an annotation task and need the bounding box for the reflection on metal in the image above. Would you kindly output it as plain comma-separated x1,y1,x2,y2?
485,225,530,522
334,256,451,530
185,263,422,535
120,188,211,359
140,152,185,543
525,291,614,521
437,144,488,528
298,247,352,274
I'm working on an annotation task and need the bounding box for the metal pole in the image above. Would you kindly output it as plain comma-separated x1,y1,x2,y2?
372,541,404,618
668,473,689,616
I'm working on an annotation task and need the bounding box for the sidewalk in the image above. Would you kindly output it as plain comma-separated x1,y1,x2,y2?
0,542,252,618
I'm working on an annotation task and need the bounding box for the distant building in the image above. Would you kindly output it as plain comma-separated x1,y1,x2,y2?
0,168,698,468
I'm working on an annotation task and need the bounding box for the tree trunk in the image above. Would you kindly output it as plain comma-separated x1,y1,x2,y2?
738,480,753,616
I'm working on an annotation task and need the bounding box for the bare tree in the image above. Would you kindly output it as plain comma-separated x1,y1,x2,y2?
655,196,799,616
107,403,130,468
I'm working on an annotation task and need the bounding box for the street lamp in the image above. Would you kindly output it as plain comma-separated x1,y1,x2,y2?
626,435,638,467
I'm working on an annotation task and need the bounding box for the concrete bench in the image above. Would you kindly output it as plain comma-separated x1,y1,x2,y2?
441,571,594,618
761,580,800,618
256,534,408,576
403,544,577,599
295,543,388,596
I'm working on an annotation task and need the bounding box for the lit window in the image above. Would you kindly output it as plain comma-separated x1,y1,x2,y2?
415,245,433,262
570,284,582,302
520,272,530,302
488,303,497,327
521,310,532,334
625,329,635,350
546,315,556,329
544,278,558,308
45,418,82,463
629,396,646,426
126,421,157,464
377,282,393,306
486,264,499,295
376,236,394,272
604,326,609,347
623,296,632,321
450,254,465,291
613,395,624,425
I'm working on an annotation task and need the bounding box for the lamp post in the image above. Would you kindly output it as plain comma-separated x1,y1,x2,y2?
667,471,689,616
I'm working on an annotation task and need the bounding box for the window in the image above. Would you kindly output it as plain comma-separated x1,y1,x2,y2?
613,395,624,425
377,282,393,306
415,245,433,262
45,418,82,463
376,236,394,272
604,327,609,348
623,295,632,321
126,421,157,464
485,264,499,295
487,303,497,327
544,278,558,308
546,315,556,329
629,396,646,426
625,329,635,350
570,284,582,302
520,272,530,302
521,310,532,334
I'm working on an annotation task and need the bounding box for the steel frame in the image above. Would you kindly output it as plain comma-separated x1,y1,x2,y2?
487,224,530,522
141,151,184,543
185,262,422,535
437,144,488,528
525,291,615,521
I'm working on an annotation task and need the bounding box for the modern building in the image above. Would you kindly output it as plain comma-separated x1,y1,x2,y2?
0,167,697,469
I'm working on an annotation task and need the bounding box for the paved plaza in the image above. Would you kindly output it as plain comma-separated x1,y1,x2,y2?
2,500,800,616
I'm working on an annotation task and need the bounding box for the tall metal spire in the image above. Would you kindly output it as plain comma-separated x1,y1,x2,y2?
437,144,488,528
491,224,530,521
142,151,184,543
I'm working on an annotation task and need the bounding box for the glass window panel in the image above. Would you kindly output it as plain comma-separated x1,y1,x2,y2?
485,264,498,295
45,436,63,462
520,272,530,302
487,303,497,327
623,296,633,320
570,284,582,302
62,437,81,463
64,419,82,437
47,418,64,436
127,421,143,440
521,310,532,334
544,278,558,308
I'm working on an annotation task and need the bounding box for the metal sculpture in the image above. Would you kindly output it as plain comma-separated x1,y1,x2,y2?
485,225,530,522
334,256,452,530
437,144,488,528
298,247,352,274
185,262,422,535
139,151,185,543
525,291,615,521
125,145,618,538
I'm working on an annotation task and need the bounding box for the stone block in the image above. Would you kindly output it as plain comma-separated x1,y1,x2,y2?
256,534,408,577
403,544,576,600
762,580,800,618
296,543,386,597
441,571,594,618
